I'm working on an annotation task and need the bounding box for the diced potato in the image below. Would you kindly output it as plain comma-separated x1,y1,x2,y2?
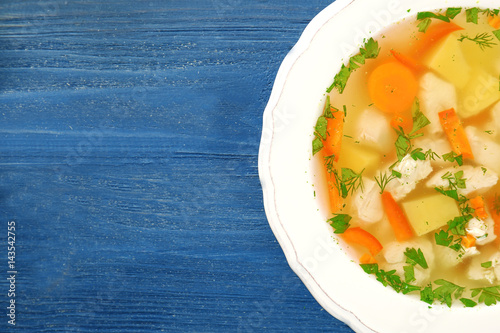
459,67,500,118
425,32,471,89
338,141,380,174
402,193,460,236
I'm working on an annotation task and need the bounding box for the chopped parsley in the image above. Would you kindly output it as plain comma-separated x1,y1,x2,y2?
493,193,500,215
481,261,493,268
447,215,473,236
446,7,462,19
314,116,328,140
466,7,479,24
416,9,460,33
328,214,352,234
470,286,500,306
393,98,430,162
404,248,429,269
432,279,465,308
360,263,421,294
442,151,463,166
460,298,478,307
404,265,416,283
434,170,467,202
435,229,463,252
326,38,380,94
312,96,341,155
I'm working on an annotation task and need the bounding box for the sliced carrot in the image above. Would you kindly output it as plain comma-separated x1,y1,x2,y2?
323,154,343,214
469,196,488,220
411,21,464,58
461,233,476,248
368,61,418,115
390,49,425,74
359,252,378,264
390,110,413,133
487,196,500,246
381,191,414,242
438,108,474,160
342,227,383,256
489,15,500,29
322,109,344,162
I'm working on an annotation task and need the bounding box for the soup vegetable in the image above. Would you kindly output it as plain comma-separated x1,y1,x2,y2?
313,8,500,307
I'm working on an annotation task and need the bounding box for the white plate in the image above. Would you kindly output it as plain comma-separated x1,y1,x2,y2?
258,0,500,332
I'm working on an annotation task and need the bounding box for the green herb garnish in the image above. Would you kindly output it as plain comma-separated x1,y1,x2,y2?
458,32,497,50
447,215,473,236
404,265,416,283
312,96,341,155
471,286,500,306
433,279,465,307
434,229,463,251
332,168,365,199
442,151,463,166
446,7,462,19
493,29,500,42
328,214,352,234
481,261,493,268
361,264,421,294
327,38,380,94
404,248,429,269
393,98,430,161
466,7,479,24
374,170,400,194
459,298,477,307
493,193,500,215
416,10,455,33
312,137,323,155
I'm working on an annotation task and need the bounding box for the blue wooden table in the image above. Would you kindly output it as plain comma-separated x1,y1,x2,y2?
0,1,354,331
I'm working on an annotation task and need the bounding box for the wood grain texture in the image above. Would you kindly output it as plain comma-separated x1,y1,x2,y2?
0,0,354,332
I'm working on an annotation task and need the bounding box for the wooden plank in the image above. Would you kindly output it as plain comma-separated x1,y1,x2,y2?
0,0,353,331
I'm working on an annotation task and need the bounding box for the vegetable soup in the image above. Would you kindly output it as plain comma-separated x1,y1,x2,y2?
313,8,500,307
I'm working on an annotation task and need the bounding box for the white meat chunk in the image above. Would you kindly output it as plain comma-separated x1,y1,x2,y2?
352,178,383,224
467,216,497,246
355,108,393,152
385,154,433,200
434,242,479,269
418,72,458,135
492,253,500,281
467,253,498,284
381,239,435,285
383,263,431,286
465,126,500,174
426,165,498,196
382,238,435,268
412,137,452,166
